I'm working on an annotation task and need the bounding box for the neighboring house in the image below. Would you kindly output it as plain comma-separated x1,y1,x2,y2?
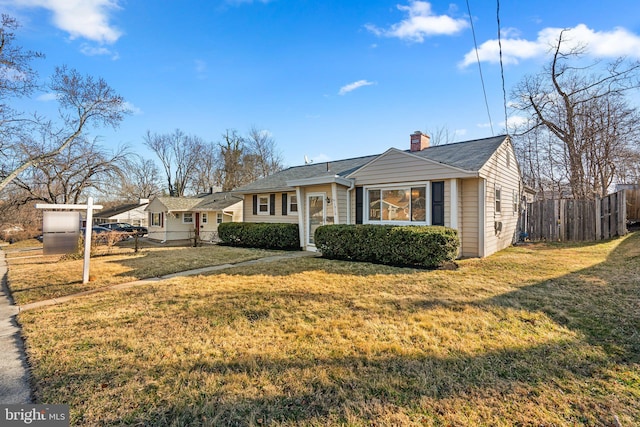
93,199,150,227
145,192,243,242
234,132,523,258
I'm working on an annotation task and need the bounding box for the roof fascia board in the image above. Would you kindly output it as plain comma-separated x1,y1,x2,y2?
286,176,353,187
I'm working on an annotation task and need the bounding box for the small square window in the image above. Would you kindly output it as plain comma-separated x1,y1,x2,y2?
183,212,193,223
258,195,269,215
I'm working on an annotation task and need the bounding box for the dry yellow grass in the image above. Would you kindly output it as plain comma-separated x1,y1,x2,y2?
13,233,640,426
5,240,279,305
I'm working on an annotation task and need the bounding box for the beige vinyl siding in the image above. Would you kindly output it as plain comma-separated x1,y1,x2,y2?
460,178,480,257
146,198,166,241
164,213,195,241
242,193,298,224
479,140,521,256
225,201,244,223
352,150,475,185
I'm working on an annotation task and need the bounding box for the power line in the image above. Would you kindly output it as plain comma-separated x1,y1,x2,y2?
497,0,508,134
465,0,494,136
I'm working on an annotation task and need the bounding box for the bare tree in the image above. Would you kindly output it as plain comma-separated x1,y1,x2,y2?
10,138,128,205
246,126,284,178
511,29,640,199
144,129,205,196
217,129,245,192
424,125,457,146
0,63,127,193
192,141,219,194
116,155,162,200
0,15,43,123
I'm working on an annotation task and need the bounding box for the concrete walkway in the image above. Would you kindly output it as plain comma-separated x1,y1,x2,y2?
0,249,317,404
19,250,317,311
0,250,31,404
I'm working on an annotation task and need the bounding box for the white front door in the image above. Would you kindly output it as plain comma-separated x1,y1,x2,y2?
307,193,326,247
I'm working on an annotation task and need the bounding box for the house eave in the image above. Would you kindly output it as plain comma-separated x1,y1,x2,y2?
233,187,293,195
286,175,354,187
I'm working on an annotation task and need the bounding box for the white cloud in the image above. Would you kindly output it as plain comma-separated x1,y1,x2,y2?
504,115,529,131
366,1,468,42
7,0,122,44
80,43,119,59
338,80,375,95
36,92,59,101
122,101,142,115
460,24,640,68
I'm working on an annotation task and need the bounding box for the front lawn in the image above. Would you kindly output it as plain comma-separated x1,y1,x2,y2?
15,233,640,426
5,241,279,305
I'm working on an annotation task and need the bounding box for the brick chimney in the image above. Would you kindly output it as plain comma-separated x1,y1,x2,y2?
410,131,430,152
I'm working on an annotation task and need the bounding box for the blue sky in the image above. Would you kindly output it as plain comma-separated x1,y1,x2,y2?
3,0,640,167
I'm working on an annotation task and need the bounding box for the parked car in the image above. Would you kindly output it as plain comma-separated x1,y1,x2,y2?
98,222,148,236
81,226,128,243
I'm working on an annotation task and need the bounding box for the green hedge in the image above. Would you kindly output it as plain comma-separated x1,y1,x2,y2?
314,224,459,268
218,222,300,250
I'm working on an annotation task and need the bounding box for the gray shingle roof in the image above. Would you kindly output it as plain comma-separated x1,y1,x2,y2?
234,154,379,193
411,134,507,171
234,135,508,193
155,192,242,211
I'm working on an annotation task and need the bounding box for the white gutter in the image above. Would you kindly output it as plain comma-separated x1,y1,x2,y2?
346,179,355,225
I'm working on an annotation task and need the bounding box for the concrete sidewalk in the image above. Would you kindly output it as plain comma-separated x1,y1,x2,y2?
0,250,31,404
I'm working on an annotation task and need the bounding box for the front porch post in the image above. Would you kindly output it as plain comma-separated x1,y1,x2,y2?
450,179,458,229
295,187,305,249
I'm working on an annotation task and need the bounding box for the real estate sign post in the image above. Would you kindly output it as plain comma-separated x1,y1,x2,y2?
36,197,103,284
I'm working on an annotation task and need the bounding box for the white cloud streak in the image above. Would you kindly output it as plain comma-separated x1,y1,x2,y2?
338,80,375,95
366,1,468,42
460,24,640,68
7,0,122,44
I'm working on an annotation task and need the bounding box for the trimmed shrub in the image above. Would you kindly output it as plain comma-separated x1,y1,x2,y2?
314,224,459,268
218,222,300,250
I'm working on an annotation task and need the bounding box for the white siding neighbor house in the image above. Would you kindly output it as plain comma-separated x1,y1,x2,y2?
234,132,524,258
145,192,243,242
93,199,150,227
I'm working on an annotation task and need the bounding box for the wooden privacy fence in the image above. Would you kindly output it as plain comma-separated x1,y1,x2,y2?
626,188,640,222
525,191,627,242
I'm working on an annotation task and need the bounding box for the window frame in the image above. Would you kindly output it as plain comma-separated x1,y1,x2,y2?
182,212,194,224
151,212,162,227
201,213,208,224
257,195,270,216
216,213,223,224
495,185,502,214
288,193,298,215
364,182,429,225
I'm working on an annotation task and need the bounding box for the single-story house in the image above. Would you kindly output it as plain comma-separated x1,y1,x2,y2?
93,199,150,227
145,192,243,242
233,132,524,258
